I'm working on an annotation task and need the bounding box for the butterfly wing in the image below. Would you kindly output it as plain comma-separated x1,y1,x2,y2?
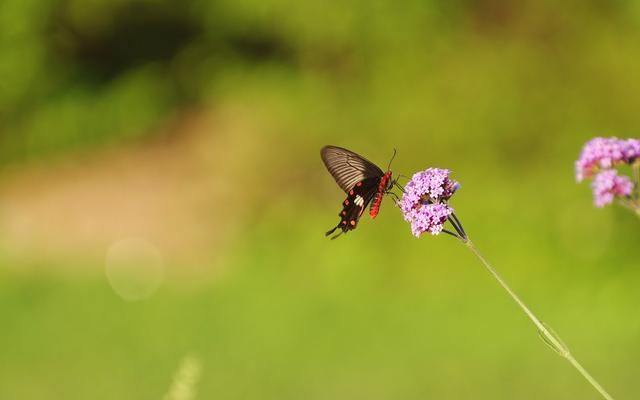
321,145,384,193
325,177,380,239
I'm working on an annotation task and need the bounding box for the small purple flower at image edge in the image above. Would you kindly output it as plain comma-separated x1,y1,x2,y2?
575,137,640,215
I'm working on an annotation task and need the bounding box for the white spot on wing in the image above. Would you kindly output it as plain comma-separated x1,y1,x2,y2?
354,195,364,207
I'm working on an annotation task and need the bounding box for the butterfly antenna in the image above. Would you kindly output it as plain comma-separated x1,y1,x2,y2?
386,148,397,171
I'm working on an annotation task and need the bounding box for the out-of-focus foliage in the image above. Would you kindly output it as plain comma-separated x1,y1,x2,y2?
3,0,638,164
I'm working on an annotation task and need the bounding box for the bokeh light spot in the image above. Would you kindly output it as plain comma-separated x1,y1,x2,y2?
105,237,164,301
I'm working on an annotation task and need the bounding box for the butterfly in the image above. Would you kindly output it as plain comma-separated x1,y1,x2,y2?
321,145,396,239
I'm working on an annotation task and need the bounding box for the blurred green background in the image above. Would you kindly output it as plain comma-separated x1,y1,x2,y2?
1,0,639,398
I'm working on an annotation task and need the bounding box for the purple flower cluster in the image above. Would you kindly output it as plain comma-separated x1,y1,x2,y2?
575,137,639,207
575,137,640,181
592,170,633,208
400,168,459,237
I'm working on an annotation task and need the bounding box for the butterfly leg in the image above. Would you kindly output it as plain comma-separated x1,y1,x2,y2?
388,191,401,202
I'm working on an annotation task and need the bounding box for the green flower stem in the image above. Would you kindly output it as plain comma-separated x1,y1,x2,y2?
633,162,640,216
615,198,639,216
633,161,639,197
463,239,615,400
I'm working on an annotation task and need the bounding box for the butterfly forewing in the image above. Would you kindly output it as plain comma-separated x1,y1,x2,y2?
321,146,384,193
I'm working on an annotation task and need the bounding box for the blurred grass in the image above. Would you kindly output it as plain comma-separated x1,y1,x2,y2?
2,231,639,399
1,0,640,398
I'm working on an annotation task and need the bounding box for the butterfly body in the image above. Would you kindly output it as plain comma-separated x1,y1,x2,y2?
321,146,394,239
370,170,393,219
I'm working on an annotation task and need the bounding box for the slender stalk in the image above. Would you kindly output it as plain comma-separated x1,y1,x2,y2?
632,162,640,216
616,198,640,218
464,239,615,400
632,162,639,201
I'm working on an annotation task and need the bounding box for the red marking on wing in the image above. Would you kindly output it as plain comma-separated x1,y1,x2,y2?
370,171,392,219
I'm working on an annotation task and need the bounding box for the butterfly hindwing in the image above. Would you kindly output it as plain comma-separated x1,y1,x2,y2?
325,177,380,239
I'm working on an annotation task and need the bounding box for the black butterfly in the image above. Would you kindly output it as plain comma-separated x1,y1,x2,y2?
321,145,395,239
